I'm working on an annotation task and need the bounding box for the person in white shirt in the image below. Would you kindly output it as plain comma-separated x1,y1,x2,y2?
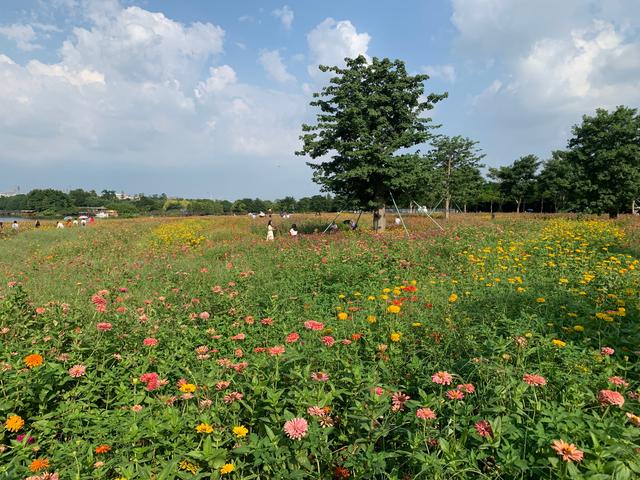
11,220,19,230
289,224,298,238
56,221,64,229
266,220,275,241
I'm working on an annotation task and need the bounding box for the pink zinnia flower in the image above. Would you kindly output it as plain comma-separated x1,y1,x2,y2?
416,408,436,420
223,391,243,404
307,406,326,417
199,311,210,320
322,336,335,347
17,434,35,444
601,347,615,356
91,295,107,306
268,345,286,356
551,439,584,462
474,420,493,437
96,322,112,332
283,417,308,440
373,387,384,396
131,404,143,412
598,389,625,407
391,392,410,411
215,380,230,390
304,320,325,331
431,371,453,385
68,364,86,377
311,372,330,382
261,317,274,326
35,307,46,315
286,332,300,343
446,389,465,400
457,383,475,394
231,333,246,341
143,337,158,347
522,374,547,386
608,376,629,387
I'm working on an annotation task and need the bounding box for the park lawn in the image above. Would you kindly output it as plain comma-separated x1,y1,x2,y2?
0,214,639,479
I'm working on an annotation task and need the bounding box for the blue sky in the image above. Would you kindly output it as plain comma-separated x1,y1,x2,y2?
1,0,639,199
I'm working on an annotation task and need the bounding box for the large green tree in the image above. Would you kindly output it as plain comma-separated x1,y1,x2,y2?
537,151,574,212
297,55,447,230
428,135,485,218
489,155,540,213
565,106,640,217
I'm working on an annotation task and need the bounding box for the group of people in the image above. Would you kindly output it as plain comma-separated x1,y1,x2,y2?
0,217,95,233
266,220,298,241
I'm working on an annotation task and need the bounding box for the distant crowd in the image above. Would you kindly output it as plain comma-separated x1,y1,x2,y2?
0,216,96,233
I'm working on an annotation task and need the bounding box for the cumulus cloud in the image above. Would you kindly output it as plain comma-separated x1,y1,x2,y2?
0,0,310,199
422,64,456,83
195,65,237,96
59,5,225,88
259,49,295,83
306,18,371,75
0,24,41,51
272,5,294,30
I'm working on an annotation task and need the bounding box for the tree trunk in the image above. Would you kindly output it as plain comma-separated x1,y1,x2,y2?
516,199,521,213
463,203,467,213
373,206,386,231
540,197,544,213
445,154,452,219
444,195,451,220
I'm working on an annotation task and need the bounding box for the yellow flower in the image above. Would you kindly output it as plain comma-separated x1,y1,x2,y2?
386,305,401,314
338,294,345,299
180,383,197,393
4,415,24,432
367,296,375,301
367,315,377,324
390,332,401,342
536,297,545,303
178,459,199,474
232,425,248,438
380,294,389,300
220,463,235,475
552,339,566,348
196,423,213,433
516,287,526,293
559,278,569,284
411,322,422,327
337,312,348,320
573,325,584,332
382,288,391,293
448,293,458,303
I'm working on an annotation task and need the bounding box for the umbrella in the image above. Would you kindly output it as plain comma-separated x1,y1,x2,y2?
78,215,89,220
63,216,74,220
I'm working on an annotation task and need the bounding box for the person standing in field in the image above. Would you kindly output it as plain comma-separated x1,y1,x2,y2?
11,220,19,231
289,223,298,238
267,220,275,241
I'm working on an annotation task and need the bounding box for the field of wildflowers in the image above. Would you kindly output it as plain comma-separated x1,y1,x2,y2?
1,214,639,479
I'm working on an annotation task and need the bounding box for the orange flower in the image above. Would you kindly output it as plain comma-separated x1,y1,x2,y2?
551,439,584,462
24,354,44,368
95,444,111,454
4,415,24,432
29,458,50,472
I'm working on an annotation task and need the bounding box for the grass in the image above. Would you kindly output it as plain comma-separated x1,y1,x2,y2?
0,213,639,479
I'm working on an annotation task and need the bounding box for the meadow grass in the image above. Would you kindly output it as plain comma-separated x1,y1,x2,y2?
0,214,639,479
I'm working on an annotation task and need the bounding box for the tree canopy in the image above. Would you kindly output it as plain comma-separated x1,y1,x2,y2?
297,55,447,229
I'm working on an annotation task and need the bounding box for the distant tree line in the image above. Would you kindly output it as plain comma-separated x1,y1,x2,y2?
0,188,345,218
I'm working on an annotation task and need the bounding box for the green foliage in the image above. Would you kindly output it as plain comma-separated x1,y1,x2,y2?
565,106,640,217
298,55,447,210
490,155,541,212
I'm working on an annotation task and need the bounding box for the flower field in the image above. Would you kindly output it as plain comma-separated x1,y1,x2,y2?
1,215,639,479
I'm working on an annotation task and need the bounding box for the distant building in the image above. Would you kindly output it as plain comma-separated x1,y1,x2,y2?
115,192,140,201
79,206,107,216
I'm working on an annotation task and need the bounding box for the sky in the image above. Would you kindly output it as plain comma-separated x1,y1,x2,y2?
1,0,639,200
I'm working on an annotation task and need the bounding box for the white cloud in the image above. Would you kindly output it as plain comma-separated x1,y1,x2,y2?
422,64,456,83
0,24,41,51
306,18,371,76
195,65,237,97
26,60,105,86
258,49,295,83
60,5,225,87
272,5,294,30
